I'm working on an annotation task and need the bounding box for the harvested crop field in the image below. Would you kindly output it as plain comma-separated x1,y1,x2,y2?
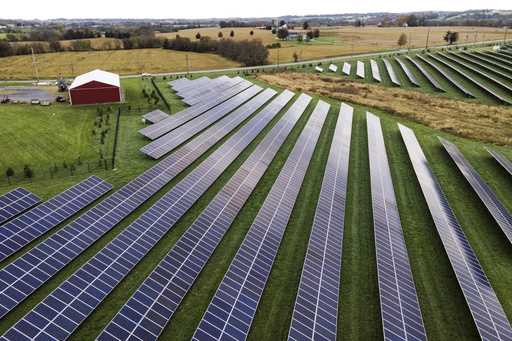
257,72,512,145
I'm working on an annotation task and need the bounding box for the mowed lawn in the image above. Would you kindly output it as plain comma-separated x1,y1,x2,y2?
0,49,240,79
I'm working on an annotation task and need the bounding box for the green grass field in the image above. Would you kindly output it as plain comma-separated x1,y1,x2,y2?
0,73,510,340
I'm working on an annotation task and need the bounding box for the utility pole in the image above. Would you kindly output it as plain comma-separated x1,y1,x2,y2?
31,47,39,83
277,49,280,69
505,27,509,45
186,54,190,76
425,29,431,49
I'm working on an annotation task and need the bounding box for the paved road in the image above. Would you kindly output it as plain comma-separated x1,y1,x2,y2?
0,39,506,83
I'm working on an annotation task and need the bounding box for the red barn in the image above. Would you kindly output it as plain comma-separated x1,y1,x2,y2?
69,69,122,105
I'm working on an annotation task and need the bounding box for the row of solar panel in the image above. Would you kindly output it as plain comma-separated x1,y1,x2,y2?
0,188,40,225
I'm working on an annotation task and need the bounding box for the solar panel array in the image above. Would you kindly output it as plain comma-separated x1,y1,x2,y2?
428,54,512,105
497,51,512,61
168,77,189,89
141,85,265,159
142,110,170,124
477,51,512,68
356,61,365,79
0,87,281,320
178,76,230,102
0,189,40,225
192,100,329,341
452,53,512,82
463,52,512,73
383,58,401,86
0,90,296,341
416,54,474,98
440,138,512,244
394,57,420,87
174,76,211,95
185,77,244,106
438,52,512,94
0,176,112,262
288,103,353,341
370,59,382,82
367,113,426,341
139,80,253,140
404,56,445,92
98,93,312,341
342,62,351,76
399,124,512,341
487,148,512,176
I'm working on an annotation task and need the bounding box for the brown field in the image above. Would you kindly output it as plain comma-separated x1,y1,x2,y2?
1,26,508,79
0,49,239,79
257,72,512,145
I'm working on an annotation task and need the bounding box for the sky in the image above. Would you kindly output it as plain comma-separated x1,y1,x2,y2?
2,0,511,20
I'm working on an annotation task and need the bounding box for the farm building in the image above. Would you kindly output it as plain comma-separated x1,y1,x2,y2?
69,69,122,105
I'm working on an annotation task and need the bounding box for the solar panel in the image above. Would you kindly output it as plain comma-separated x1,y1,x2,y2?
0,90,296,341
288,103,353,341
428,53,512,105
367,113,426,341
139,80,253,140
370,60,382,82
404,56,445,92
185,77,244,106
440,138,512,244
451,53,512,82
462,52,512,74
438,52,512,94
98,93,311,341
192,100,329,341
356,61,365,79
383,58,401,86
497,51,512,61
0,176,112,262
142,110,170,124
477,52,512,68
487,148,512,176
342,62,351,76
0,189,40,225
398,124,512,341
174,76,211,95
416,54,474,98
180,76,231,102
141,86,266,159
394,57,420,87
328,64,338,72
0,87,285,320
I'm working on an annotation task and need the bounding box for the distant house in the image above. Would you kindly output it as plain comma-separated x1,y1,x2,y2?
69,69,122,106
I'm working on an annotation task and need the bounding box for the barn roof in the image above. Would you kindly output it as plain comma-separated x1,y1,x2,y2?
69,69,120,89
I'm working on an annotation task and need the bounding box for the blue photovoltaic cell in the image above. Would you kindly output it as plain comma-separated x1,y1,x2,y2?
415,54,474,98
399,124,512,341
142,110,170,124
370,60,382,82
487,148,512,176
383,58,401,86
288,103,353,341
192,100,329,341
184,77,243,106
0,90,295,341
0,87,281,321
140,85,266,159
140,80,253,140
404,56,445,92
440,138,512,245
98,93,311,341
0,176,112,261
395,57,420,87
0,189,40,225
367,113,426,341
427,53,512,105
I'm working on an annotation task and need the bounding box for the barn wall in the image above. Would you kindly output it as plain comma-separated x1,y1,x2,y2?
70,86,121,105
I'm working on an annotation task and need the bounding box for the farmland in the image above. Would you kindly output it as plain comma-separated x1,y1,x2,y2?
0,26,508,80
0,68,510,341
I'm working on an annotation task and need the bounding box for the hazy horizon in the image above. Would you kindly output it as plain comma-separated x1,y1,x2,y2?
2,0,511,20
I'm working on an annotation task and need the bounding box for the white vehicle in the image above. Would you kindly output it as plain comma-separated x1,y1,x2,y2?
315,66,324,73
328,64,338,72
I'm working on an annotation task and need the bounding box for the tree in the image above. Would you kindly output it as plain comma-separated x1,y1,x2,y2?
5,167,14,184
277,28,289,40
49,40,63,52
195,32,201,40
293,52,299,62
230,30,235,38
313,29,320,38
23,165,33,181
444,31,459,45
250,30,254,36
303,21,310,30
397,33,408,47
271,28,277,35
306,31,314,40
218,31,223,39
279,20,286,27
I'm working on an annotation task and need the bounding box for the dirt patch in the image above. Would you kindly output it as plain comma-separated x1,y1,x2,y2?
257,72,512,145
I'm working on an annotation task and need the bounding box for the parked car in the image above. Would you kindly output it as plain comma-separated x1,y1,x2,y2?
56,96,66,103
40,100,51,106
31,99,40,105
